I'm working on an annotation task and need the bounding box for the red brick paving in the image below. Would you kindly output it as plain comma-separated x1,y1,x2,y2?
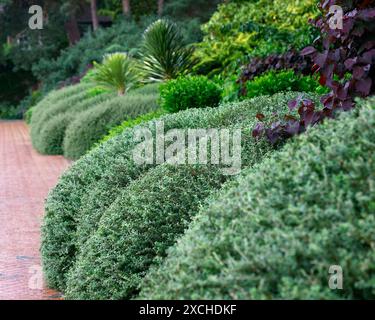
0,121,70,300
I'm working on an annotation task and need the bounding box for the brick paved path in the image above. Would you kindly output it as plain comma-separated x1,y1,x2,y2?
0,121,70,300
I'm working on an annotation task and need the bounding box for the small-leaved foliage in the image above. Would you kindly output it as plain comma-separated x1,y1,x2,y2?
243,70,328,100
62,85,160,160
139,97,375,299
41,92,319,293
33,93,114,155
30,83,93,153
159,76,222,113
97,108,167,145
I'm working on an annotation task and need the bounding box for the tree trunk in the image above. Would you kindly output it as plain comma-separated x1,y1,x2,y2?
64,16,80,46
118,87,125,96
122,0,131,17
90,0,99,31
157,0,164,16
6,36,13,46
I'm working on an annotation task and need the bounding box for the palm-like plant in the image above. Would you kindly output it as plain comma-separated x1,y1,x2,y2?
92,52,138,96
140,19,195,82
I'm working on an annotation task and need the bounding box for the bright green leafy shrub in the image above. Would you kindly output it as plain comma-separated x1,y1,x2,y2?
41,92,320,293
138,97,375,300
243,70,328,100
62,85,160,160
92,53,139,96
160,76,222,112
194,0,319,76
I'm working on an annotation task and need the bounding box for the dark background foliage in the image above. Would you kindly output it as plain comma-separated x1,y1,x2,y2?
0,0,221,117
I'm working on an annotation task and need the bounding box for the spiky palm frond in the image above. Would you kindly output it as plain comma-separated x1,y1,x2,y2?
92,52,138,96
140,19,195,83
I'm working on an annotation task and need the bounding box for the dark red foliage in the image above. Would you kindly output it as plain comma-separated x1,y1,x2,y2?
252,95,331,144
304,0,375,109
254,0,375,144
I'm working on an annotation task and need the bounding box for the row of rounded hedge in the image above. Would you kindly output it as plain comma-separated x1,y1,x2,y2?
30,83,93,140
42,91,374,300
41,91,317,294
33,91,113,155
29,84,160,159
139,97,375,299
63,87,159,159
29,71,325,160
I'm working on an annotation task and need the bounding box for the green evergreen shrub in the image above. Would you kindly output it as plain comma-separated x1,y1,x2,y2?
134,83,161,95
194,0,319,76
65,90,328,300
98,109,166,145
41,92,319,292
243,70,328,99
160,76,222,112
30,83,92,124
30,84,158,157
33,84,93,129
37,113,74,155
33,93,114,155
138,97,375,299
30,83,93,150
65,165,229,299
62,86,159,160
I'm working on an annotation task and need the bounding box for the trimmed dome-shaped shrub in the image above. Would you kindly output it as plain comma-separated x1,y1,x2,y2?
37,113,74,155
33,93,114,155
42,92,317,292
62,87,159,160
30,83,93,151
159,76,222,112
138,97,375,300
